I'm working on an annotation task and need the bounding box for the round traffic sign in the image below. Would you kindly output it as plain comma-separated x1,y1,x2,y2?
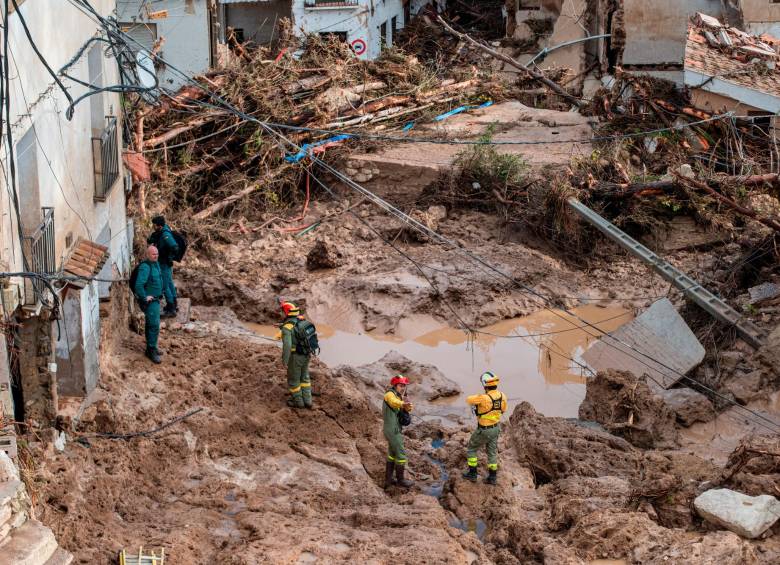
351,38,367,55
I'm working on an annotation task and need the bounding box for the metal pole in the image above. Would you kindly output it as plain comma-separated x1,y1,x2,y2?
567,197,766,349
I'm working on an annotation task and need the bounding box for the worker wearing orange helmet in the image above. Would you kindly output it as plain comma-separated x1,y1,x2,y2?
280,301,313,409
383,374,414,489
463,371,506,485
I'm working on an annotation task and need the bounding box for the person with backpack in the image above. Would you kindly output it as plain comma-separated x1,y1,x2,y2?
383,374,414,490
148,216,181,319
280,301,318,409
133,246,165,364
462,371,507,485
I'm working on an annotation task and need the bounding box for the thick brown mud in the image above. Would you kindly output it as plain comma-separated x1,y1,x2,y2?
245,304,631,418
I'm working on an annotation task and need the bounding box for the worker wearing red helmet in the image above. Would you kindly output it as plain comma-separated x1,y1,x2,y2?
383,374,414,489
463,371,506,485
280,301,313,409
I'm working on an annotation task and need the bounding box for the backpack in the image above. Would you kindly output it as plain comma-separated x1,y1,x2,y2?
294,319,320,356
170,230,187,262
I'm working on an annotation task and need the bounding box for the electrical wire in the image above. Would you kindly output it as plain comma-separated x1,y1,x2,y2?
6,44,94,243
9,0,75,116
68,0,780,434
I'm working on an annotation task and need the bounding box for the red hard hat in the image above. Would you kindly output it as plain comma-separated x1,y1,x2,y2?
281,302,300,316
390,374,410,386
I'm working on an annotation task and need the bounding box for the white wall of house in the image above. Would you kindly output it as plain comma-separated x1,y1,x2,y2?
291,0,406,60
622,0,735,66
1,0,131,399
221,0,292,45
742,0,780,36
117,0,211,89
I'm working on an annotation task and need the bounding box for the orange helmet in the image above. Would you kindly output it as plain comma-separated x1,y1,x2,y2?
281,302,300,317
390,374,410,386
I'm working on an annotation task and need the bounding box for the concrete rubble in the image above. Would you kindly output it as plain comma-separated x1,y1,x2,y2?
582,298,706,389
694,489,780,539
5,2,780,564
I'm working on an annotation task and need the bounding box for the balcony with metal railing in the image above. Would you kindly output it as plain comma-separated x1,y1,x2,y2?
92,116,120,201
304,0,360,9
22,207,55,305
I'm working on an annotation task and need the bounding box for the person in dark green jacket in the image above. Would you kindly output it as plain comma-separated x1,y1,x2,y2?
134,245,164,364
280,301,312,409
148,216,179,318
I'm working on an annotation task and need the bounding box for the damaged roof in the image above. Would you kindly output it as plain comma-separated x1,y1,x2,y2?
685,12,780,110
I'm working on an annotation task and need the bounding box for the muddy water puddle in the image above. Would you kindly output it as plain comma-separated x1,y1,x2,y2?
246,304,631,418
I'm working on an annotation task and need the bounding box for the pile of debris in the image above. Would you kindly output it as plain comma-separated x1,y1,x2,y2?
130,34,504,238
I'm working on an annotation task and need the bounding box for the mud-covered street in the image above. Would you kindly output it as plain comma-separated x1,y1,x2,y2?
3,2,780,564
37,199,780,563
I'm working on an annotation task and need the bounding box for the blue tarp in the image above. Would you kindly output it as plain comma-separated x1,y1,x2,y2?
433,101,493,122
284,134,352,163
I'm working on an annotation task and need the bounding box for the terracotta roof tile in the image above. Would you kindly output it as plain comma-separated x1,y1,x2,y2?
63,238,109,288
684,14,780,100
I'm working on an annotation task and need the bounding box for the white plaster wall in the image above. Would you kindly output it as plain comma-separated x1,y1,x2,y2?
622,0,727,65
1,0,129,298
292,0,406,60
747,22,780,38
1,1,132,394
117,0,211,89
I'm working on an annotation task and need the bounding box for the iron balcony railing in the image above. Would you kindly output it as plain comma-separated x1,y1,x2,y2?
304,0,359,8
23,207,55,302
92,116,120,201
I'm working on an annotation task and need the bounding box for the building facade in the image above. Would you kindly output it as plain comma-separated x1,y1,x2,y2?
1,0,131,431
216,0,437,60
117,0,213,89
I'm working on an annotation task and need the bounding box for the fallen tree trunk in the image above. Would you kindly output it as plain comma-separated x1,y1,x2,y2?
436,16,584,108
143,112,228,148
416,79,479,101
193,168,288,220
677,174,780,233
594,173,780,197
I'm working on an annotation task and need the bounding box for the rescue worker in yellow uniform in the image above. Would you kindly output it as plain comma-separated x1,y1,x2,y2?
462,371,507,485
383,375,414,489
280,302,313,409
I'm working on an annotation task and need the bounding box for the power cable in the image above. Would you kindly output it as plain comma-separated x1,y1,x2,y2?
69,0,780,434
65,0,742,149
9,0,75,117
6,44,94,243
2,0,32,280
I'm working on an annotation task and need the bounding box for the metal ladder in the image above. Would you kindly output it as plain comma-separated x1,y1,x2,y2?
567,198,767,349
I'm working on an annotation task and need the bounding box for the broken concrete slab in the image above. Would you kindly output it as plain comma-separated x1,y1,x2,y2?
694,488,780,539
582,298,705,389
348,101,594,199
644,216,728,252
748,282,780,305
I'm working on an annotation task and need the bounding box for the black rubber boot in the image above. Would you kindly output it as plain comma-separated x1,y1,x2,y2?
395,465,414,488
145,347,162,364
384,461,396,489
462,466,478,482
161,303,177,318
484,469,497,485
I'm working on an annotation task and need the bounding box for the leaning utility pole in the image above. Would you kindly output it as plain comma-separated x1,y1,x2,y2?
567,198,767,349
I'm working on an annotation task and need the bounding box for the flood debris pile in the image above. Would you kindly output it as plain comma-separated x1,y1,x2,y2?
133,35,503,238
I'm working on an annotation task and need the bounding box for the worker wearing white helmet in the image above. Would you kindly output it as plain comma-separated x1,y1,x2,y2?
462,371,507,485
